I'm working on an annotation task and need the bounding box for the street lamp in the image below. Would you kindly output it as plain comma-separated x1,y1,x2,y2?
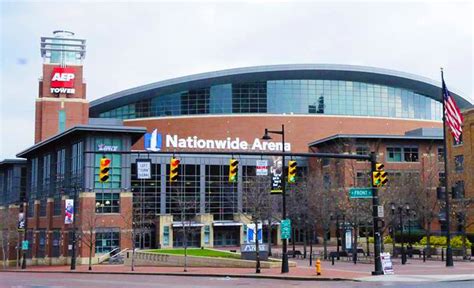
391,203,407,265
262,124,289,274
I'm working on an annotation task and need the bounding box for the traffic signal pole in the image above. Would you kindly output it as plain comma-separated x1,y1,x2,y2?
370,152,383,275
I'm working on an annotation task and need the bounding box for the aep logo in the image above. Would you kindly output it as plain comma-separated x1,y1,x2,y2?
50,67,75,88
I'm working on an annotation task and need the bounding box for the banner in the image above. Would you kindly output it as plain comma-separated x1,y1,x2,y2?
17,212,25,231
64,199,74,224
270,156,283,194
256,160,268,176
246,223,262,243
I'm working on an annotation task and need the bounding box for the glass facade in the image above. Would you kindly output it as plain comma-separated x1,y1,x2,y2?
98,80,442,121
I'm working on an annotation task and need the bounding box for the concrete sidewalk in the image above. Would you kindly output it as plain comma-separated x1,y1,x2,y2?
2,259,473,282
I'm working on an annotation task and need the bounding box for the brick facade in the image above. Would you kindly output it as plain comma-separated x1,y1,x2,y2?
35,64,89,143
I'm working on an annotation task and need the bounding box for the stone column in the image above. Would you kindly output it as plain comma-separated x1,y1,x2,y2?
234,213,251,246
196,214,213,248
158,215,173,248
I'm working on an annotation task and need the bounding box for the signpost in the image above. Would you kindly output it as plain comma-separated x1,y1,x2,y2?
349,188,373,199
136,159,152,179
281,219,291,240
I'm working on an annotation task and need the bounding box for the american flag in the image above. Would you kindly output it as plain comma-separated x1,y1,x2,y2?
442,77,464,142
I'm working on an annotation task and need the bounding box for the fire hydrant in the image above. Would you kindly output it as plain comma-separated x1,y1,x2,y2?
316,258,321,275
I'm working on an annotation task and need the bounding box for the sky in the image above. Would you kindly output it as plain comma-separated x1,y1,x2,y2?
0,0,473,159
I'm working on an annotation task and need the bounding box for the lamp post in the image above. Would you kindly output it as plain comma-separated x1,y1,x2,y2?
406,204,412,258
262,124,289,273
20,199,28,270
70,184,78,270
336,214,340,260
391,203,407,265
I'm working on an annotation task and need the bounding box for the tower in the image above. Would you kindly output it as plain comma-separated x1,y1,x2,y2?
35,30,88,143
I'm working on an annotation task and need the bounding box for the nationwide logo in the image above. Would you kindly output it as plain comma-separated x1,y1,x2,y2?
144,129,162,152
50,67,76,94
144,129,291,152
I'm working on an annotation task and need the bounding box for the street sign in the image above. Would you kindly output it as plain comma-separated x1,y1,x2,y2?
281,219,291,239
256,160,268,176
349,188,373,198
136,159,152,179
377,205,384,218
22,240,28,250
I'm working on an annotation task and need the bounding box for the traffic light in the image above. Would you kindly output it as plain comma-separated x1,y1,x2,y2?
99,156,111,183
288,160,297,183
170,157,180,183
372,163,388,187
229,158,239,183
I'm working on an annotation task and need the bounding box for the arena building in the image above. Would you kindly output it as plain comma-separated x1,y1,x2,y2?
1,31,472,266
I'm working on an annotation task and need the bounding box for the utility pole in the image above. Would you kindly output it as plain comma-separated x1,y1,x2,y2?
70,184,78,270
370,152,383,275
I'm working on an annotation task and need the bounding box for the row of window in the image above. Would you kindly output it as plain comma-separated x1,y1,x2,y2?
98,80,442,121
24,228,119,255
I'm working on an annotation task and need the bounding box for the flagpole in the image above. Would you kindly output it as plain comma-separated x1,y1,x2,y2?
440,67,454,267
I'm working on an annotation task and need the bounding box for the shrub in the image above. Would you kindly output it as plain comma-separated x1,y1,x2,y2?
383,235,393,244
418,235,471,248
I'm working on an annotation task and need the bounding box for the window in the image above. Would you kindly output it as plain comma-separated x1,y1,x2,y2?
387,147,419,162
37,229,46,258
356,172,370,186
51,230,61,257
454,155,464,172
355,146,369,162
53,196,62,216
42,154,52,194
387,147,402,162
95,228,120,253
71,141,84,185
453,134,463,146
452,181,465,199
437,147,444,162
94,138,122,189
39,199,47,217
95,193,120,213
438,172,446,187
58,110,66,133
403,147,419,162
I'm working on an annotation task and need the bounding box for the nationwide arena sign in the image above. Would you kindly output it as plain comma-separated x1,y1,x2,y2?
50,67,76,94
145,129,291,152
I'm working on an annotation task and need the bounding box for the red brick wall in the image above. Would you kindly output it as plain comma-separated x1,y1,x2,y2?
34,64,89,143
126,115,443,153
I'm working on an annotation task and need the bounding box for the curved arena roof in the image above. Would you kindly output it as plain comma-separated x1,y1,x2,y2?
90,64,472,115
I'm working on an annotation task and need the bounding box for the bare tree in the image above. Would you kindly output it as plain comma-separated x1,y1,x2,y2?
79,205,103,271
0,207,18,269
172,185,200,273
451,197,474,259
242,176,272,274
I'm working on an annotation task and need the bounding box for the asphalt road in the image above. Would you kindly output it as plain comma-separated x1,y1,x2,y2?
1,272,473,288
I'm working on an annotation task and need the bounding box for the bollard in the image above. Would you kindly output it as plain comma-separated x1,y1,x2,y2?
332,255,335,265
316,258,321,275
423,250,426,262
441,248,444,262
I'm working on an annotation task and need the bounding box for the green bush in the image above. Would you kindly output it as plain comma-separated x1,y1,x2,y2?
418,236,471,248
451,236,472,249
383,235,393,244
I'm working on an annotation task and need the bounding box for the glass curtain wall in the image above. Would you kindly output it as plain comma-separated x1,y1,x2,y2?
99,80,442,121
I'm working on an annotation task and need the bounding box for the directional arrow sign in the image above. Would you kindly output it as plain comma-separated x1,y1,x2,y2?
349,188,373,199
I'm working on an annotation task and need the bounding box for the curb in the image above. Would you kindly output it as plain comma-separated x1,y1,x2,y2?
0,269,357,282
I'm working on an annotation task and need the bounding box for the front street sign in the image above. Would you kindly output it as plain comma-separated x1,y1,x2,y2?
349,188,373,199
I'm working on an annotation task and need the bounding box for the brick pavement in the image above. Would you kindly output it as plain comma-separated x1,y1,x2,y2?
2,258,473,281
